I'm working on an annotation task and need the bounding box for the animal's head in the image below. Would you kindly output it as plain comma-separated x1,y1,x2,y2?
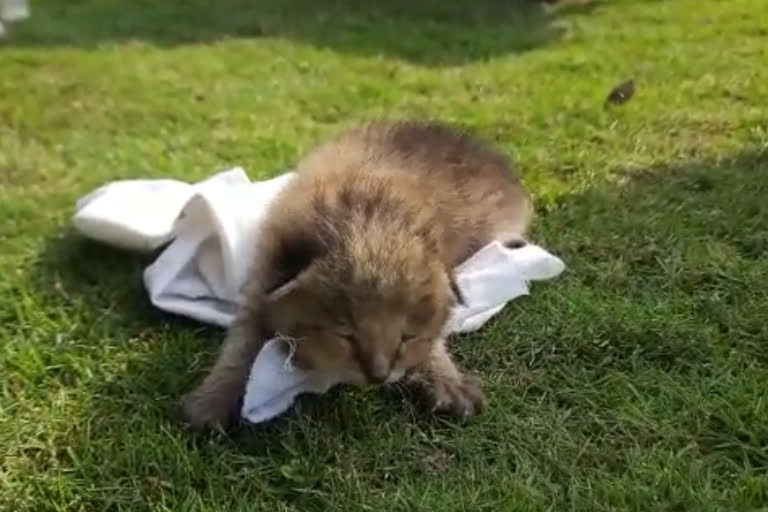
263,223,461,385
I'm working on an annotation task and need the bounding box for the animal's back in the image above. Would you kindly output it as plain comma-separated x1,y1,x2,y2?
292,121,532,265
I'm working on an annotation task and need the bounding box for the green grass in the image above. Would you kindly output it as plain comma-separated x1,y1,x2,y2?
2,0,768,510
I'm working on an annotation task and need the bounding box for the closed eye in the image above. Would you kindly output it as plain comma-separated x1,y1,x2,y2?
339,333,357,345
401,334,417,343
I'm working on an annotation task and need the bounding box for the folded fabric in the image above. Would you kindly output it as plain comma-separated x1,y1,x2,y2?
73,168,565,423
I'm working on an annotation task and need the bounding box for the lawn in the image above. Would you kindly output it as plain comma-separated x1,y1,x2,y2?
1,0,767,510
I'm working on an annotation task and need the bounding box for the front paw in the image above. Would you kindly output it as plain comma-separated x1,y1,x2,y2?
415,372,485,417
180,388,239,431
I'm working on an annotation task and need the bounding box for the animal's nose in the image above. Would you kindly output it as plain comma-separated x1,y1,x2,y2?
364,354,390,384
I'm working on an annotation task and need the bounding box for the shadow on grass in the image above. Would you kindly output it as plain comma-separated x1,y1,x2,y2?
23,148,768,507
3,0,598,65
29,229,421,430
25,230,434,508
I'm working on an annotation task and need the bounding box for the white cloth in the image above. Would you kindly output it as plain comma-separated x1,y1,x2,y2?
73,168,565,423
0,0,28,21
0,0,29,36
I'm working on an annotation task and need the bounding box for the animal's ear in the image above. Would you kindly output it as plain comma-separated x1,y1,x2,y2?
448,272,465,306
265,231,325,302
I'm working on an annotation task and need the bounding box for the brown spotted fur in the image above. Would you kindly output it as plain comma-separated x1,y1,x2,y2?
181,121,532,429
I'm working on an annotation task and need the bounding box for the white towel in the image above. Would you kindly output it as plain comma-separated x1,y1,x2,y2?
73,168,565,423
0,0,29,36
